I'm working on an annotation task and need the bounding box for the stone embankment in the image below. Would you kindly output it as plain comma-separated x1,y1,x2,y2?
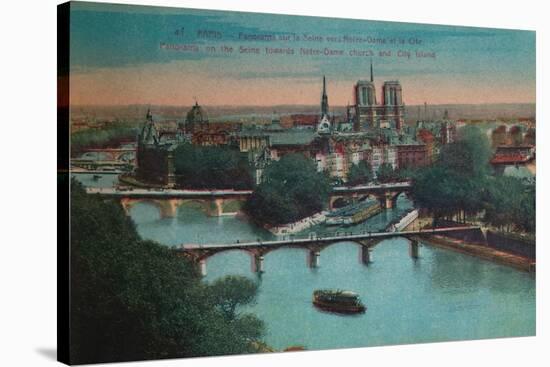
403,215,535,273
267,211,328,236
413,233,535,273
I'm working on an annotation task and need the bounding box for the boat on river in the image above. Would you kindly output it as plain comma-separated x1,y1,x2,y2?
312,289,366,314
325,199,381,226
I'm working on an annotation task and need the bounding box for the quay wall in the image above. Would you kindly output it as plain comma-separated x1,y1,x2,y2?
438,227,487,245
440,225,535,260
485,230,535,260
267,211,328,236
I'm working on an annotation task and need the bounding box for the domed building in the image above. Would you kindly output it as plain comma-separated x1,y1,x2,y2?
184,100,209,134
183,100,241,146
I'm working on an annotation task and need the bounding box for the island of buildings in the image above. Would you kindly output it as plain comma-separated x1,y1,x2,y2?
134,62,458,187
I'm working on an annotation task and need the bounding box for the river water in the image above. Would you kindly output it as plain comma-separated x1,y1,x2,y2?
128,195,535,351
73,173,536,351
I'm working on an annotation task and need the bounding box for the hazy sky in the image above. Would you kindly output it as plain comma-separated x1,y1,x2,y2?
69,2,536,106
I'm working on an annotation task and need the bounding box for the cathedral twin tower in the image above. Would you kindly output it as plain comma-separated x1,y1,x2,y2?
322,60,405,131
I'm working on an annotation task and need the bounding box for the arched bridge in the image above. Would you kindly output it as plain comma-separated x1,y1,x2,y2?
86,187,252,217
87,181,413,217
175,225,480,275
79,147,136,162
329,181,412,209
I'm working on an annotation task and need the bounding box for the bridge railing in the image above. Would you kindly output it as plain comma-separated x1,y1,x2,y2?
178,225,481,249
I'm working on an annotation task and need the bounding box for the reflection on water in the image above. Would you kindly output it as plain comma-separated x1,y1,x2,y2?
131,193,413,246
132,203,274,246
128,194,535,350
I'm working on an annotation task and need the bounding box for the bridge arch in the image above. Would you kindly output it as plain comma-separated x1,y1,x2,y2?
316,239,369,252
394,191,412,206
120,198,230,218
177,199,217,216
117,151,136,162
120,198,179,219
197,248,263,275
357,194,378,202
331,197,350,209
199,247,257,262
79,151,110,161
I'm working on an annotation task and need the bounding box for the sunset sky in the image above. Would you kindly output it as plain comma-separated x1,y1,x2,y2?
69,2,536,106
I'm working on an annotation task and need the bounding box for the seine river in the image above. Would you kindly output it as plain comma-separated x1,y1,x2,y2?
73,173,536,351
128,196,535,351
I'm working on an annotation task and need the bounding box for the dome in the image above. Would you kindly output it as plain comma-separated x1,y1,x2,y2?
186,101,208,124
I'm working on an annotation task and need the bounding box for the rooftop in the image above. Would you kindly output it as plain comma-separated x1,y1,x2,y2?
270,130,317,146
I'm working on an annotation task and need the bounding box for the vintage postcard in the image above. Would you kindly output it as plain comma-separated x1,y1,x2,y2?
58,1,536,364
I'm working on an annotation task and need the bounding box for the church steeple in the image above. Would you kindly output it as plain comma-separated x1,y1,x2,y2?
370,58,374,83
321,75,329,117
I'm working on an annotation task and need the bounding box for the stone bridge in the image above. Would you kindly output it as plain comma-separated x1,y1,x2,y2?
88,182,413,217
86,187,252,217
79,148,136,162
328,181,412,209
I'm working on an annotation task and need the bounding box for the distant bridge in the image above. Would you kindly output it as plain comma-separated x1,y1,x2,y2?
86,187,252,217
79,147,136,162
175,226,480,275
71,148,137,171
329,181,412,209
86,181,413,217
86,187,253,198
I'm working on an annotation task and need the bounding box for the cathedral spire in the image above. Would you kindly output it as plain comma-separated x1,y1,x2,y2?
370,58,374,83
321,75,329,117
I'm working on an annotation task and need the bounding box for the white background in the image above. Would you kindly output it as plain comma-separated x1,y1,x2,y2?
0,0,548,365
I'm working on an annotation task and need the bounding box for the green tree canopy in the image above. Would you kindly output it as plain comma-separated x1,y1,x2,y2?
69,179,264,364
348,161,373,185
410,126,492,224
484,176,535,232
438,125,492,178
243,154,331,226
210,275,259,320
173,144,253,189
410,125,534,233
376,163,399,183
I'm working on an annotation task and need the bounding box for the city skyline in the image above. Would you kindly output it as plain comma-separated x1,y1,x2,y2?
69,2,536,106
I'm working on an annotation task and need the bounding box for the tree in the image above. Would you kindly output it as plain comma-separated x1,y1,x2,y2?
210,275,259,320
410,125,494,224
518,181,536,233
69,179,265,364
173,144,254,189
439,125,492,178
410,166,457,222
243,154,331,226
348,161,373,185
484,176,535,233
376,163,398,183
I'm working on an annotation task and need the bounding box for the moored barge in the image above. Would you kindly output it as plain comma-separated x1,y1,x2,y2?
325,199,381,226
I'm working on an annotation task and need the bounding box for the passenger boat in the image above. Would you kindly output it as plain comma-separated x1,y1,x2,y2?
312,289,366,314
